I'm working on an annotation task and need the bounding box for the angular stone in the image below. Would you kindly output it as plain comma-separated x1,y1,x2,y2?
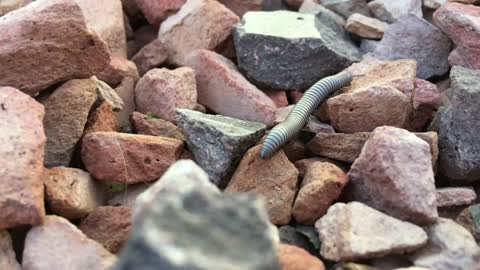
372,15,452,79
131,39,168,76
114,77,136,132
327,59,416,133
115,180,280,269
176,109,266,187
95,78,124,112
436,187,477,208
348,127,438,225
135,0,186,25
409,79,441,131
42,78,97,167
159,0,239,66
278,226,316,255
135,68,197,123
0,0,110,95
316,202,428,261
22,215,116,270
368,0,423,23
234,10,361,90
226,145,299,225
97,56,139,87
299,0,346,27
85,102,118,134
294,157,332,177
82,132,183,184
433,2,480,69
345,13,387,39
278,244,325,270
45,167,105,219
0,230,21,270
184,49,277,126
320,0,371,18
76,0,127,57
0,87,46,229
0,0,33,16
433,66,480,182
130,111,185,140
409,218,480,270
307,132,439,166
79,206,132,254
293,162,348,225
302,116,335,134
218,0,262,17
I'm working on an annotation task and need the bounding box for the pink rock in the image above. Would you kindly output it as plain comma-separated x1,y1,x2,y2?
185,49,277,126
218,0,262,17
302,116,336,134
347,126,438,225
85,102,118,134
409,79,441,131
294,157,332,177
45,167,106,219
433,2,480,69
263,89,289,107
283,139,306,163
131,39,169,76
135,67,197,123
0,0,110,95
97,55,140,87
22,215,117,270
130,111,186,141
0,87,46,229
114,77,136,132
0,229,22,270
82,132,183,184
436,187,477,208
159,0,239,65
136,0,186,25
275,105,293,125
75,0,127,57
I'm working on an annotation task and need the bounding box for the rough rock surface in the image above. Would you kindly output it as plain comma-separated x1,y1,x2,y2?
42,78,97,167
184,49,277,126
327,59,416,133
372,14,452,79
135,0,186,25
114,77,136,131
176,109,266,187
131,39,169,76
299,0,346,27
302,116,336,134
433,66,480,182
85,102,118,134
278,244,325,270
95,78,124,112
409,79,441,131
115,163,280,270
316,202,428,261
226,145,299,225
45,167,105,219
0,230,22,270
234,10,361,90
433,2,480,69
278,226,316,255
0,0,110,95
319,0,371,18
348,127,438,225
409,218,480,270
22,215,117,270
79,206,132,254
108,184,149,207
97,56,139,88
293,162,348,225
436,187,477,208
345,13,387,39
82,132,183,184
135,68,197,122
159,0,239,66
368,0,423,23
0,87,46,229
130,111,185,140
0,0,33,16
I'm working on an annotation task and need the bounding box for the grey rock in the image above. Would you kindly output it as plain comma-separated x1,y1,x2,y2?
262,0,289,11
233,10,361,90
410,218,480,270
368,0,422,23
0,230,21,270
372,15,452,79
433,66,480,182
316,202,428,261
95,78,124,112
294,224,321,250
423,0,447,9
319,0,371,18
176,109,266,188
299,0,346,27
114,183,280,270
360,39,380,53
278,226,316,255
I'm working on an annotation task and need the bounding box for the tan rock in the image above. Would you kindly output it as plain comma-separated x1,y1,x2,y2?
22,215,116,270
97,55,140,87
135,67,197,122
278,244,325,270
42,78,97,167
45,167,106,219
85,102,118,134
0,230,21,270
94,78,124,112
0,0,32,16
82,132,183,184
226,145,299,225
159,0,239,65
79,206,132,253
345,13,388,39
0,87,45,229
114,77,136,131
0,0,110,95
130,111,186,140
293,162,348,224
